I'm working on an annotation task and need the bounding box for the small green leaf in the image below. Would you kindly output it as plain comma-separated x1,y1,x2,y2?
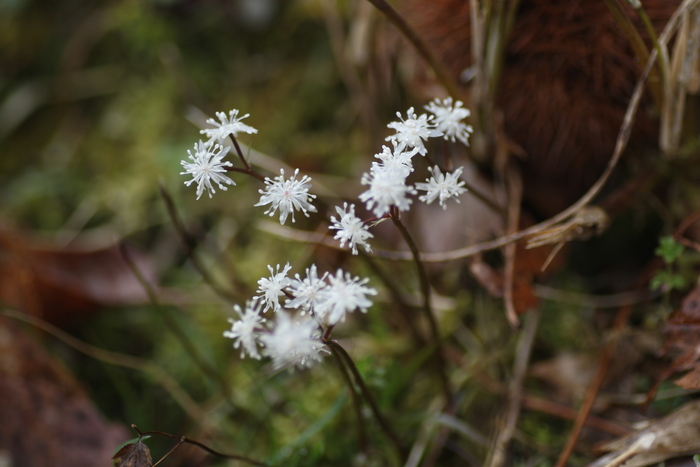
651,271,668,291
656,236,685,264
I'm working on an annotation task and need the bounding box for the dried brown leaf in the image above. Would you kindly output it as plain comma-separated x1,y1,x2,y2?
587,399,700,467
0,229,156,324
655,286,700,391
112,440,153,467
0,315,127,467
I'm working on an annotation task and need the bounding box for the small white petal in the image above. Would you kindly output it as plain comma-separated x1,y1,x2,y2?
256,263,292,312
259,312,327,370
329,203,373,255
315,269,377,325
223,299,266,359
415,165,467,209
359,165,416,218
385,107,442,156
180,140,235,199
200,109,258,146
424,98,473,146
255,168,317,224
286,264,329,314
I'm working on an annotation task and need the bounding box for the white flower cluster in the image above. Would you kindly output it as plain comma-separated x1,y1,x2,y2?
180,110,258,200
224,263,377,370
326,99,473,255
180,110,319,225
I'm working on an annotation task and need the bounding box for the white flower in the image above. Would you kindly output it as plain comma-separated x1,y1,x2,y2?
259,312,326,370
416,165,467,209
386,107,442,156
255,168,317,224
223,299,266,359
286,264,328,314
424,98,473,146
200,109,258,146
316,269,377,325
371,143,418,178
256,263,292,312
180,140,235,199
359,166,417,217
329,203,373,255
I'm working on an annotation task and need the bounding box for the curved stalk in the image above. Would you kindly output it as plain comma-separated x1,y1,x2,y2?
389,208,452,401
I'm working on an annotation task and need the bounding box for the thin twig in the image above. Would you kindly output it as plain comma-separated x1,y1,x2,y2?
364,0,464,101
359,251,426,345
158,182,242,299
502,165,522,328
390,208,452,401
132,425,268,467
2,308,206,422
553,303,636,467
485,309,540,467
119,243,240,412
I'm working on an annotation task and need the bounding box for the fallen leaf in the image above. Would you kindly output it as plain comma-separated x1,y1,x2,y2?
112,440,153,467
587,399,700,467
0,228,156,324
0,314,127,467
648,285,700,402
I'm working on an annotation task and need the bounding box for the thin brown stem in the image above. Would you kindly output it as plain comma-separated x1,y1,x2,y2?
158,182,243,299
359,252,426,345
133,425,268,467
229,132,251,171
325,340,407,462
328,343,369,454
364,0,464,101
152,439,184,467
119,243,240,412
226,166,266,182
485,309,540,467
390,208,452,401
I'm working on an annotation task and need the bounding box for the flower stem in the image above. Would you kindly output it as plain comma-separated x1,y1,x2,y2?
390,207,452,401
225,132,266,182
325,340,407,462
328,343,369,454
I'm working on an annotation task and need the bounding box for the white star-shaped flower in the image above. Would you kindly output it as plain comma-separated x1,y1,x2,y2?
259,312,326,370
359,165,416,217
200,109,258,146
385,107,442,156
180,140,235,199
286,264,328,315
223,299,266,359
371,143,418,178
329,203,373,255
424,98,473,146
316,269,377,325
255,168,317,224
256,263,292,312
415,165,468,209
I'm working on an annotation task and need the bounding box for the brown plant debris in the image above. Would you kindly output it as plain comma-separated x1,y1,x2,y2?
0,314,127,467
112,440,153,467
